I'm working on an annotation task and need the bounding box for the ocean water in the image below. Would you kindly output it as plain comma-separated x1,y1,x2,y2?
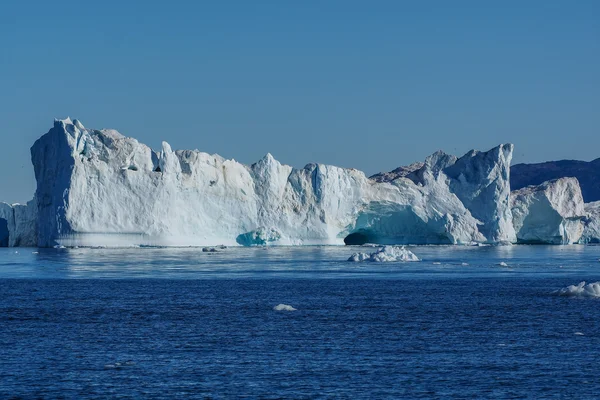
1,245,599,399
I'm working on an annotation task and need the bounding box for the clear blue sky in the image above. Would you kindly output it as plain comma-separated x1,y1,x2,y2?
1,0,598,203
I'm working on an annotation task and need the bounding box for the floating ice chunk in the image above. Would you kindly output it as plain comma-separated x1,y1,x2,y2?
348,252,370,262
348,246,420,262
574,332,585,336
557,281,600,298
273,304,296,311
498,262,509,267
461,262,469,266
371,246,420,262
432,262,441,265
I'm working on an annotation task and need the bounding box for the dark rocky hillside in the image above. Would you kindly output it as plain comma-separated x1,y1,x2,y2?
511,159,600,202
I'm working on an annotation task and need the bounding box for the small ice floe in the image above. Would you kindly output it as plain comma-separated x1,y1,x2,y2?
104,360,135,369
348,246,420,263
498,262,509,267
574,332,585,336
202,247,218,253
273,304,296,311
53,245,66,249
461,262,469,266
14,251,19,254
432,262,442,265
361,243,378,247
32,251,38,254
557,281,600,298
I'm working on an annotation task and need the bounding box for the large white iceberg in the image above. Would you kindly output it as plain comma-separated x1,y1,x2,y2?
2,118,519,247
510,178,586,244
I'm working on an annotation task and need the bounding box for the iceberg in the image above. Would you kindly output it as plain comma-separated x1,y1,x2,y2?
348,246,420,262
0,118,521,248
581,201,600,244
510,178,586,244
273,304,297,311
0,200,37,247
557,281,600,298
364,144,516,245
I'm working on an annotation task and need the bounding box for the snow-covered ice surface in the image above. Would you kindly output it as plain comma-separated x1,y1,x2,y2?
348,246,420,262
2,118,522,247
557,281,600,298
510,178,586,244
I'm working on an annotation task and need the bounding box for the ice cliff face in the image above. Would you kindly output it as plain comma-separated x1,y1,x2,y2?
0,199,37,247
510,178,586,244
369,144,516,244
0,118,519,247
581,201,600,244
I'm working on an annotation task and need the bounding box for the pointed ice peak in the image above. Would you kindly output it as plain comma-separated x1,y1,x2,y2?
54,117,73,128
161,141,173,154
423,150,458,172
73,119,85,130
260,152,276,164
158,141,181,175
252,152,281,171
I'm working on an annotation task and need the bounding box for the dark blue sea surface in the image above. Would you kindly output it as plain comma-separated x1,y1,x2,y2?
1,245,599,398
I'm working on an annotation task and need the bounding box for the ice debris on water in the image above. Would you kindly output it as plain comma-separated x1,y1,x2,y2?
574,332,585,336
273,304,296,311
498,262,509,267
348,246,420,262
104,360,135,369
557,281,600,298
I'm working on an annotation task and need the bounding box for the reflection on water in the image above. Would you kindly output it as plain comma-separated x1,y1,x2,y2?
0,245,599,279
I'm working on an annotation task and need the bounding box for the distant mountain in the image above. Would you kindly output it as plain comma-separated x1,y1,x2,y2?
511,159,600,202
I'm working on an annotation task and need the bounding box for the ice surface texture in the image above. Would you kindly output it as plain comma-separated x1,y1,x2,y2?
581,201,600,244
348,246,420,262
510,178,586,244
